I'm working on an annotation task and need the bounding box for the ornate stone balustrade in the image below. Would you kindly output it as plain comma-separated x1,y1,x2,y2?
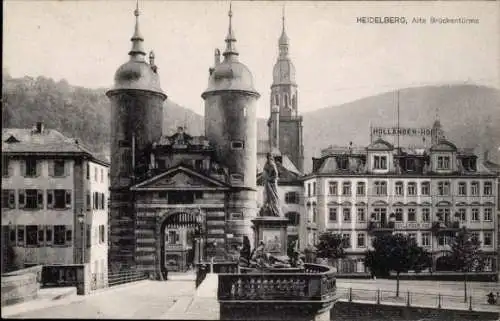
218,263,337,320
218,263,336,302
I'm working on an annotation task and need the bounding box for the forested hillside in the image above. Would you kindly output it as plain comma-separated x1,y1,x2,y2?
2,72,202,155
3,73,499,172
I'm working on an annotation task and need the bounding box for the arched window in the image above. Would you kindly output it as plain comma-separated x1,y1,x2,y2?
274,94,279,106
284,94,289,108
286,212,300,226
292,95,297,109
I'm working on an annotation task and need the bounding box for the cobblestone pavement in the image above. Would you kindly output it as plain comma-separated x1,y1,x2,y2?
5,277,499,319
6,280,198,319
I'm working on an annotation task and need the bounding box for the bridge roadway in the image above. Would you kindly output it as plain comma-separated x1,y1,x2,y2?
3,276,499,319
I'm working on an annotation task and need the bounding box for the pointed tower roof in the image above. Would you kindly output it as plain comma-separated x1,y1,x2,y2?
278,6,289,46
223,2,239,59
107,1,166,97
272,5,296,86
129,0,146,59
202,3,259,97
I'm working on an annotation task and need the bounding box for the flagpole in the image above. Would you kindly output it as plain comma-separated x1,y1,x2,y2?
397,90,400,151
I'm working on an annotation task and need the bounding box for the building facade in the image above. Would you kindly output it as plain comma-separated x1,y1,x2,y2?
303,135,498,273
107,5,262,278
1,123,109,289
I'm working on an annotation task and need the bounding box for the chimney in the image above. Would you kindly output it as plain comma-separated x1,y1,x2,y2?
35,122,44,134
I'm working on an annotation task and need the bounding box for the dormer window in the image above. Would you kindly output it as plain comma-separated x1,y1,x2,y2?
337,156,349,170
462,157,477,171
373,156,387,170
437,156,450,169
405,158,417,172
5,135,20,144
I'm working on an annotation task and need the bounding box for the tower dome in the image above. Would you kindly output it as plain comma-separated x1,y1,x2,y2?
202,4,258,97
108,3,165,96
273,59,296,85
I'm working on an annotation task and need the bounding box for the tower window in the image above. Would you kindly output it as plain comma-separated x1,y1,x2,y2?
274,95,279,106
230,212,243,220
284,94,289,108
231,141,244,150
230,173,244,183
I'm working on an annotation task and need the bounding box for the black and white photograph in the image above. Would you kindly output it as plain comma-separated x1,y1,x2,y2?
1,0,499,320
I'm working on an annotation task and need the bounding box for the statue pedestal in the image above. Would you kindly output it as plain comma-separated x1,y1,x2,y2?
252,216,289,257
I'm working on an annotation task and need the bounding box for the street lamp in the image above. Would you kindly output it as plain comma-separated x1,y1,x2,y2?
194,207,204,264
77,209,86,264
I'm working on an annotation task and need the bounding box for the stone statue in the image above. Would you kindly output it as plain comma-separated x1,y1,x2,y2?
261,153,282,217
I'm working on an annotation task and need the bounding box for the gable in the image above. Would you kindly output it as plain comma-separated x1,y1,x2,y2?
131,166,229,191
430,140,457,152
5,135,20,143
367,139,393,151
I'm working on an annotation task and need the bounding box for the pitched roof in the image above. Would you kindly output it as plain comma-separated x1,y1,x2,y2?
2,128,108,165
484,160,500,174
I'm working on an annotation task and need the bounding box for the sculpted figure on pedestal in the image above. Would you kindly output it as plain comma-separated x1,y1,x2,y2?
261,153,282,217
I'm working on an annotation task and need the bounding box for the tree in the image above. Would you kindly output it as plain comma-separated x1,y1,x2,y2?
449,227,483,302
315,233,346,265
365,234,432,297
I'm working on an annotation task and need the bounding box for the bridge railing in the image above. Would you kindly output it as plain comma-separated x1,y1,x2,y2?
218,263,336,302
107,270,148,287
337,287,500,312
195,261,239,288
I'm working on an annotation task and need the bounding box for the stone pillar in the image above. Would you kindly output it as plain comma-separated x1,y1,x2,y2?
252,216,289,256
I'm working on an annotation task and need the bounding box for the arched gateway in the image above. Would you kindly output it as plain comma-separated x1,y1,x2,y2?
156,210,205,280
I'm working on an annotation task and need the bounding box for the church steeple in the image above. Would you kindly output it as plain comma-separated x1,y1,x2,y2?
269,5,303,173
129,0,146,60
223,2,239,60
278,5,289,57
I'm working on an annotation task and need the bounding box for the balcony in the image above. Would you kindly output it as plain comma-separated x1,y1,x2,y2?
367,221,394,234
431,220,461,234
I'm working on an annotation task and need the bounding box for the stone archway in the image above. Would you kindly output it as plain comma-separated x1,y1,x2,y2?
155,209,204,280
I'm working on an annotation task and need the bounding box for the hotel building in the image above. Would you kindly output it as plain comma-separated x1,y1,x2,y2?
303,135,498,273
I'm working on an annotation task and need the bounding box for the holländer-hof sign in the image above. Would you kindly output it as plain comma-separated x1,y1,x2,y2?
371,126,437,136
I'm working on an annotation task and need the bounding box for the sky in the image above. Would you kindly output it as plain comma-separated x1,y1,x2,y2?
3,1,499,118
